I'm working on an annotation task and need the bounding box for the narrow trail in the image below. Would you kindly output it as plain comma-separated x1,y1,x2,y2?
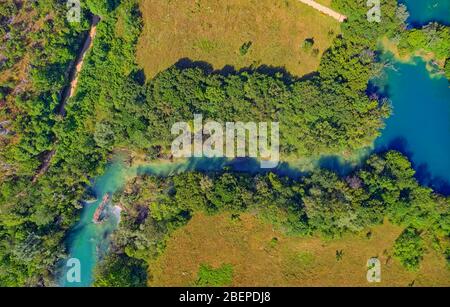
59,15,100,116
298,0,347,22
32,15,100,183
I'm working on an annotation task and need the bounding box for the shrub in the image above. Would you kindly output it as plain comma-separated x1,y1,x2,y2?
393,228,425,271
239,41,252,56
302,38,314,51
196,263,234,286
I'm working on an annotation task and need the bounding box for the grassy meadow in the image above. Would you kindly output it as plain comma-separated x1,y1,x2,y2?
148,213,450,287
137,0,340,78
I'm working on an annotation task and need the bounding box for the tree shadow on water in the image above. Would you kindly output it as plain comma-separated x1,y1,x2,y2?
375,136,450,196
316,155,356,177
416,163,450,196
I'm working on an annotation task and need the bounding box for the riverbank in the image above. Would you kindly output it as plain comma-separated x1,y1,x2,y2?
379,37,448,81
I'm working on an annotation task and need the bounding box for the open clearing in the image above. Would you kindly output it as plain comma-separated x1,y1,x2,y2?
148,213,450,286
137,0,340,78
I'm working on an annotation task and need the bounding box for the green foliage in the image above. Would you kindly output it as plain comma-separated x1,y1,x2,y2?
358,151,449,236
93,254,147,287
94,122,115,149
302,38,314,51
335,250,344,261
396,22,450,80
332,0,403,49
312,48,320,57
445,58,450,80
239,41,252,56
398,23,450,60
85,0,113,16
2,0,449,287
302,170,368,237
109,151,450,286
445,248,450,268
142,53,388,158
393,228,425,271
196,263,234,286
1,1,89,174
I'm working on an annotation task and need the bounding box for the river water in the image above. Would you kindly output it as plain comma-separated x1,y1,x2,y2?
59,5,450,287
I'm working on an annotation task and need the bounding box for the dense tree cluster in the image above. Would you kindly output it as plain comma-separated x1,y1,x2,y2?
332,0,402,49
397,22,450,78
1,0,88,174
393,228,425,271
138,62,389,159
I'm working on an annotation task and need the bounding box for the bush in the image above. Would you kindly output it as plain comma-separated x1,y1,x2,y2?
302,38,314,51
196,263,234,286
393,228,425,271
93,254,147,287
312,48,320,57
239,41,252,56
85,0,111,16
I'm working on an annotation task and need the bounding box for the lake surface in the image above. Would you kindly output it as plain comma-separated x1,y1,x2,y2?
374,57,450,194
400,0,450,26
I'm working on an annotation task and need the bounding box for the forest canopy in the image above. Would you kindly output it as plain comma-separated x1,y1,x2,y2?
0,0,449,287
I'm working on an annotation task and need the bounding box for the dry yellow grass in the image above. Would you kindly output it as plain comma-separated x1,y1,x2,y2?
148,212,450,287
137,0,340,78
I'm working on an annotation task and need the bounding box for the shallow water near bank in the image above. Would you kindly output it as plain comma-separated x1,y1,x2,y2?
60,160,128,287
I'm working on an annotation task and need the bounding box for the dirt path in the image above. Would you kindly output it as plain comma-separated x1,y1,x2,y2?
59,15,100,116
32,15,100,183
298,0,347,22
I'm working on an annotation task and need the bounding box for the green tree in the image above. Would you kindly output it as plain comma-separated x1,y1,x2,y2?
393,228,425,271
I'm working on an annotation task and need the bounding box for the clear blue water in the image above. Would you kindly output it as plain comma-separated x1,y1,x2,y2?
374,57,450,194
61,160,127,287
60,61,450,286
400,0,450,26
